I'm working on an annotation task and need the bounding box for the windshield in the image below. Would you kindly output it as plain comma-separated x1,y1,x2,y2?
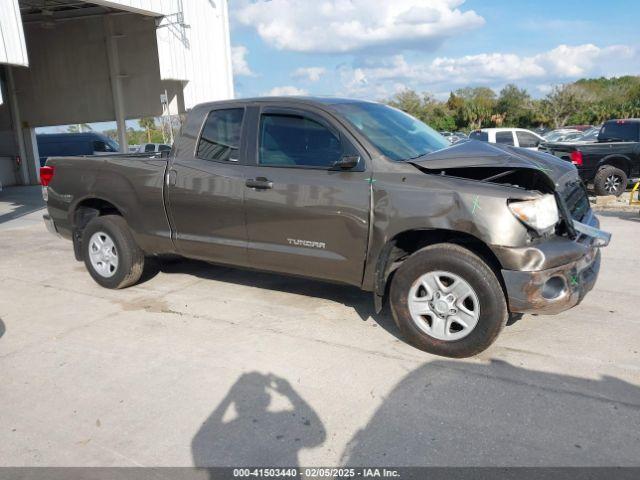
104,136,120,152
332,102,450,161
579,128,599,141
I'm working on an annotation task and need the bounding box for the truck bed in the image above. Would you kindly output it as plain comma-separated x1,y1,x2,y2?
44,153,173,254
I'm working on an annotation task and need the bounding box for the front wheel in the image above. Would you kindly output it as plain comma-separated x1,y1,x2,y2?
82,215,145,289
390,243,508,358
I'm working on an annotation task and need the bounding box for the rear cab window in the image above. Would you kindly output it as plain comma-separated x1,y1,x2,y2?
197,108,245,162
599,121,639,142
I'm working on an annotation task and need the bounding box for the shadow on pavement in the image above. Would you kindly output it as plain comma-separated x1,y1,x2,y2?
0,318,5,339
340,359,640,467
596,210,640,223
0,186,44,225
149,257,403,340
190,361,639,468
192,372,326,469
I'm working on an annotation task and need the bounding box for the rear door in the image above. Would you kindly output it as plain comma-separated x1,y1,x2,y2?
495,131,515,146
167,106,250,267
243,106,371,286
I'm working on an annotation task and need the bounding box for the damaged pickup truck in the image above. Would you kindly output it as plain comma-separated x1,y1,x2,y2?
41,98,611,357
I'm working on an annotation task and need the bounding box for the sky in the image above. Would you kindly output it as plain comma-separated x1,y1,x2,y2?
39,0,640,134
230,0,640,100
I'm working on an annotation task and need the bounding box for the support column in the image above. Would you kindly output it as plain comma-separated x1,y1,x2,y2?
104,15,128,153
23,127,40,184
6,67,30,185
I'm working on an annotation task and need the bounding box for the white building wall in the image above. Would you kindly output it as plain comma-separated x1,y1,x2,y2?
156,0,234,107
0,0,28,68
1,0,232,110
93,0,235,107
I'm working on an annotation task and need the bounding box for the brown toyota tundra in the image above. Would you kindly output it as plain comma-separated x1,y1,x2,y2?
41,97,611,357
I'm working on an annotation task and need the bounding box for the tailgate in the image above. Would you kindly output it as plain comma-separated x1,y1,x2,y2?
538,143,574,162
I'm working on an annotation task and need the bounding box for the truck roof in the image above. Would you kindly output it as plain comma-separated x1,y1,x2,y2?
603,118,640,123
194,96,377,110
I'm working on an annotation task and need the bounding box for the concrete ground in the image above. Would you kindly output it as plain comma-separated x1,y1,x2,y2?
0,186,639,467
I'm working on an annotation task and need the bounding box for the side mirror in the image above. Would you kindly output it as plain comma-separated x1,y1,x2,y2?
332,154,360,170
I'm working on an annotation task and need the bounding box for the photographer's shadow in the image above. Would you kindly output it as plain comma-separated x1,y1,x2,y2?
192,372,326,468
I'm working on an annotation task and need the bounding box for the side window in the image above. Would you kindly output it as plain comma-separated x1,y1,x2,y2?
93,140,113,152
469,131,488,141
159,144,171,152
144,144,156,153
259,114,342,168
516,131,540,148
495,131,514,145
197,108,244,161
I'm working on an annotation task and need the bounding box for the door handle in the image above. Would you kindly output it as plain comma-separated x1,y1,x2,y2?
167,169,177,186
246,177,273,189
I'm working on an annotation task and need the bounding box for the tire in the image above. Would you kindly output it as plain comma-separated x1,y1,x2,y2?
390,243,508,358
593,165,627,197
82,215,145,289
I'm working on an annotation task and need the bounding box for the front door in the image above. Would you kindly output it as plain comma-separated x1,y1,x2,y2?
244,107,371,286
167,107,249,266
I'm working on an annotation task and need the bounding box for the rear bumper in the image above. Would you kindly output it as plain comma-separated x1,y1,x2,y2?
501,212,609,315
43,213,59,236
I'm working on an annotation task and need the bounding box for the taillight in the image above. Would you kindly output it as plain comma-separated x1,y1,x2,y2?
570,151,583,166
40,166,55,186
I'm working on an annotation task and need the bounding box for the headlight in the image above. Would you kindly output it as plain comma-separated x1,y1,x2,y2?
508,194,559,233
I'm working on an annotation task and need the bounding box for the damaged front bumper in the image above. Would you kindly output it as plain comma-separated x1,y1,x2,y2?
500,211,610,315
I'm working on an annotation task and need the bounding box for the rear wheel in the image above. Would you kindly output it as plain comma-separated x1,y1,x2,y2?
390,243,508,358
82,215,145,289
593,165,627,196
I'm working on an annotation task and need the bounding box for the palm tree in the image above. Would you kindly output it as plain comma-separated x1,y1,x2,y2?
139,117,156,143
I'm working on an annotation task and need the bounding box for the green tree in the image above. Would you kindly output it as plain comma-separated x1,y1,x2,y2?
542,84,590,128
387,90,457,131
455,87,496,130
496,84,532,127
139,117,157,143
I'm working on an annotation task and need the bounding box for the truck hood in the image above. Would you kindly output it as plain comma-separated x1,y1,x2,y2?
410,140,577,186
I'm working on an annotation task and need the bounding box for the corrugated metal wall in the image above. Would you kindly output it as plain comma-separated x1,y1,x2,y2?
0,0,29,67
91,0,235,107
156,0,234,107
0,0,232,111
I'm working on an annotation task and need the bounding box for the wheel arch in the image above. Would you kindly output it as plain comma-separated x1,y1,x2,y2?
598,155,632,176
69,198,124,261
373,228,505,312
73,197,123,231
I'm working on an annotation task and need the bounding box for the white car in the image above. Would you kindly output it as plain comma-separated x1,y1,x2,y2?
469,128,545,150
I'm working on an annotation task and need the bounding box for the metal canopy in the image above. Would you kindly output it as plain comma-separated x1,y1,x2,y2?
19,0,113,22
